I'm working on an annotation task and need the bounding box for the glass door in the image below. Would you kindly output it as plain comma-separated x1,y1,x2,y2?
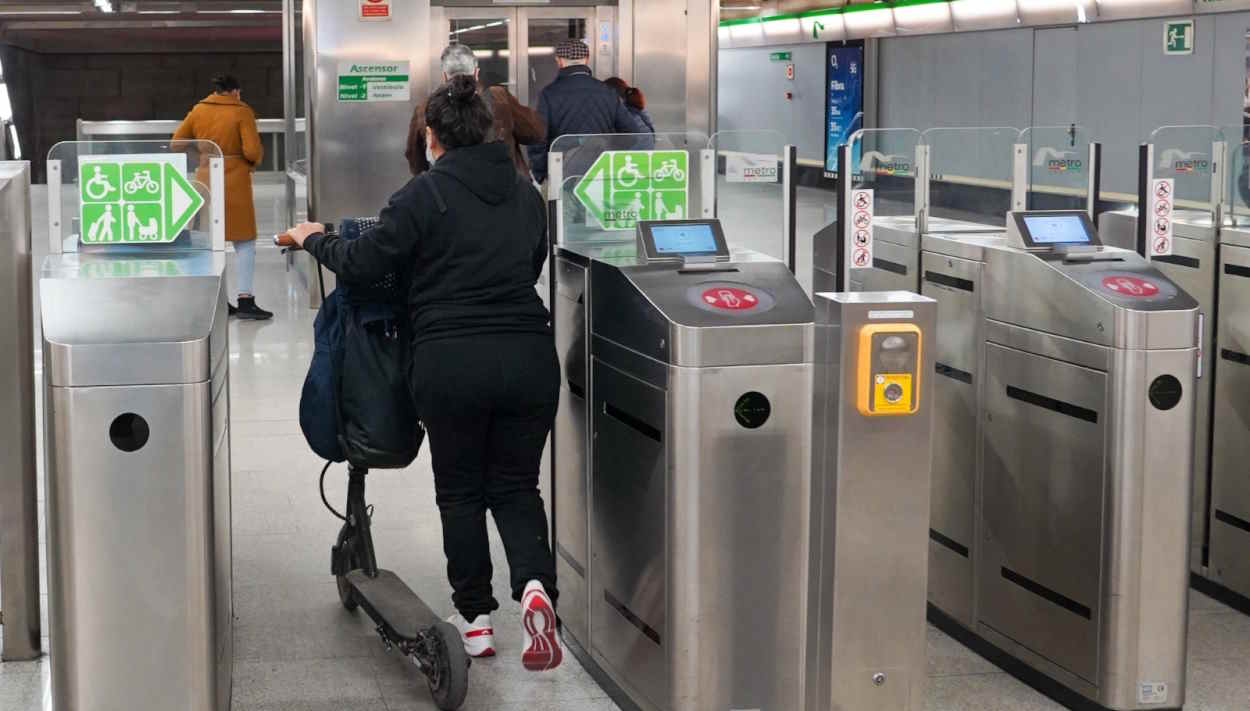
435,7,519,95
518,8,597,109
432,7,605,108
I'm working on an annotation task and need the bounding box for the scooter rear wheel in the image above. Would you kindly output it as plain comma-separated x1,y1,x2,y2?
334,524,360,612
426,622,469,710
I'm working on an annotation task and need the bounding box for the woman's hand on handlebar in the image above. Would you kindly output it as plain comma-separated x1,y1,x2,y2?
277,222,326,249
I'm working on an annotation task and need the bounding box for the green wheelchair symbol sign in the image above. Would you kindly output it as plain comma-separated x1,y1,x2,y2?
79,157,204,245
573,149,689,231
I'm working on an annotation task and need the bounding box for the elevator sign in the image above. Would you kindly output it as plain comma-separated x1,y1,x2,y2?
78,155,204,245
338,62,411,102
573,150,689,230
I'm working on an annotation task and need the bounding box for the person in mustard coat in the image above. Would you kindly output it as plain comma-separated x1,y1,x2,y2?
173,73,271,319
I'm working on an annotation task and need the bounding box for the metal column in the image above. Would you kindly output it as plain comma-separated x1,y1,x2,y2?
0,160,39,661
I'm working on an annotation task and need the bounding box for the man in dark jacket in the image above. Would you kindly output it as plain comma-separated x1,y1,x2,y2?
527,39,647,184
406,43,545,178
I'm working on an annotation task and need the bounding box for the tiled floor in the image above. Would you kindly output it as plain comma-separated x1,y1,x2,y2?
3,179,1250,710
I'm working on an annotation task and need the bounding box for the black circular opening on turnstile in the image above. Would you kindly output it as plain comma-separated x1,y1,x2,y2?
109,413,150,452
734,392,771,429
1149,375,1183,411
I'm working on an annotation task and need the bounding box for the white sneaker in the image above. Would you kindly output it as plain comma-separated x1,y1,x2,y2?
520,580,563,672
448,613,496,658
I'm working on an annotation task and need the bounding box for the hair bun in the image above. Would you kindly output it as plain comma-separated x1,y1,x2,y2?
448,74,478,103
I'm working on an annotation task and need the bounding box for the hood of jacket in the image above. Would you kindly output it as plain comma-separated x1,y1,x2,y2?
430,141,518,206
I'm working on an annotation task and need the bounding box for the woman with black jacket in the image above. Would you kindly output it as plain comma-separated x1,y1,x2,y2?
286,75,562,671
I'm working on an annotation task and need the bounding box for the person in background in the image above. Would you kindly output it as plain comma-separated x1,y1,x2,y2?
406,44,545,178
285,75,563,671
527,39,647,185
173,73,270,320
604,77,655,134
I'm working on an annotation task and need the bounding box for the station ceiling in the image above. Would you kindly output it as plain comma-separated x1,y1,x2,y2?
0,1,282,52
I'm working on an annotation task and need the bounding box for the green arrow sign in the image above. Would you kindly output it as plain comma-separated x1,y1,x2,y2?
79,156,204,245
572,149,689,231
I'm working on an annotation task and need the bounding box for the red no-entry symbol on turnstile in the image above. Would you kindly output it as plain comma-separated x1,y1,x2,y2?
701,287,759,311
1103,275,1160,298
853,247,871,267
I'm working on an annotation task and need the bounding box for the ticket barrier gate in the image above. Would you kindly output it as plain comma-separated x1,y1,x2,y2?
550,218,933,711
923,210,1198,710
1208,224,1250,603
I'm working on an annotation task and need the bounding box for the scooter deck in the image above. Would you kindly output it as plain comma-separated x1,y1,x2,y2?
348,569,440,640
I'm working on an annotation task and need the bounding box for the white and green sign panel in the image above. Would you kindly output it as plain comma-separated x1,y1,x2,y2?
338,61,411,102
573,150,689,231
79,155,204,245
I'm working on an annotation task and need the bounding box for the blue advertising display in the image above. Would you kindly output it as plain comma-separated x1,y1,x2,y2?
824,43,864,178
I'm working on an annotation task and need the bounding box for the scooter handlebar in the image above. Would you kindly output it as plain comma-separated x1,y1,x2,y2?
274,232,299,249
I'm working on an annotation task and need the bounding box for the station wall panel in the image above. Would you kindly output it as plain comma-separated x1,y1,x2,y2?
716,42,827,162
719,11,1250,194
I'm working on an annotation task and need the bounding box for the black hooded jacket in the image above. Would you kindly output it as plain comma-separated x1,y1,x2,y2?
303,141,550,343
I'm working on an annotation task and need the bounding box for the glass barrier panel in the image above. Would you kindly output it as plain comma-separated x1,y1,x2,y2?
48,139,223,254
1219,124,1250,224
922,126,1019,228
848,128,921,219
550,131,709,248
708,129,786,260
1020,125,1093,212
1148,125,1223,211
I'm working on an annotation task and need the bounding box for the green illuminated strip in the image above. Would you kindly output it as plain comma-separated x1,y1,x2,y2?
719,0,951,28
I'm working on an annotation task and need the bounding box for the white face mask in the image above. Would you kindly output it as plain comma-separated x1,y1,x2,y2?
426,145,437,166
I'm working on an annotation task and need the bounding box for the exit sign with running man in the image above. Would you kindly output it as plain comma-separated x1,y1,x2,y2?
1164,20,1194,56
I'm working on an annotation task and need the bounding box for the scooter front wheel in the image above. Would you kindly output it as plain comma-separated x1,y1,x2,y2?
425,622,469,710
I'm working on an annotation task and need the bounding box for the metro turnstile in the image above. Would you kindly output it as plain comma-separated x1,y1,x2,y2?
923,213,1199,710
1101,207,1217,579
1208,224,1250,601
41,251,233,711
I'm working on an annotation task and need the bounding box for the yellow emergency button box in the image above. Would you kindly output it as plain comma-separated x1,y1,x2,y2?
856,323,922,416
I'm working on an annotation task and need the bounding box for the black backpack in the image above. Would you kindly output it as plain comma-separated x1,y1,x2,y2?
298,218,423,469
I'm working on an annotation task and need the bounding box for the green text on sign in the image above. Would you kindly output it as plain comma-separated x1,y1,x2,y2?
769,51,792,62
79,157,204,245
338,61,412,102
573,150,689,231
1164,20,1194,55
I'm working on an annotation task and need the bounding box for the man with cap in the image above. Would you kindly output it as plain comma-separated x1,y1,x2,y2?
528,38,648,185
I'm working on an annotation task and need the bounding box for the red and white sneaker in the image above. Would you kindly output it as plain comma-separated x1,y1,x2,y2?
520,580,563,672
448,614,496,658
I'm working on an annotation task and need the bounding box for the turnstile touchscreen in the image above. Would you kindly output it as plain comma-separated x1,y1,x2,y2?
1008,210,1101,250
636,219,730,262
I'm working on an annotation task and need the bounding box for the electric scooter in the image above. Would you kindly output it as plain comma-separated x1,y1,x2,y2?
277,229,470,710
331,464,468,710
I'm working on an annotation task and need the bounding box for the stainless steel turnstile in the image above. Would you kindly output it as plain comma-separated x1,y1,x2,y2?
924,212,1199,710
1209,224,1250,598
586,248,813,711
41,251,233,711
919,232,1006,628
0,161,39,662
1101,207,1217,576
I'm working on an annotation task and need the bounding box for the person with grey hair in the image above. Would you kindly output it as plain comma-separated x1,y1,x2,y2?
405,43,545,177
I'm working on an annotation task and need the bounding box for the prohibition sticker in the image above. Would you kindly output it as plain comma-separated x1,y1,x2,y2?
1149,178,1174,257
848,188,874,270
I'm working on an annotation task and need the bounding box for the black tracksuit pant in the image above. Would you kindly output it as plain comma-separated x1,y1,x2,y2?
412,332,560,619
